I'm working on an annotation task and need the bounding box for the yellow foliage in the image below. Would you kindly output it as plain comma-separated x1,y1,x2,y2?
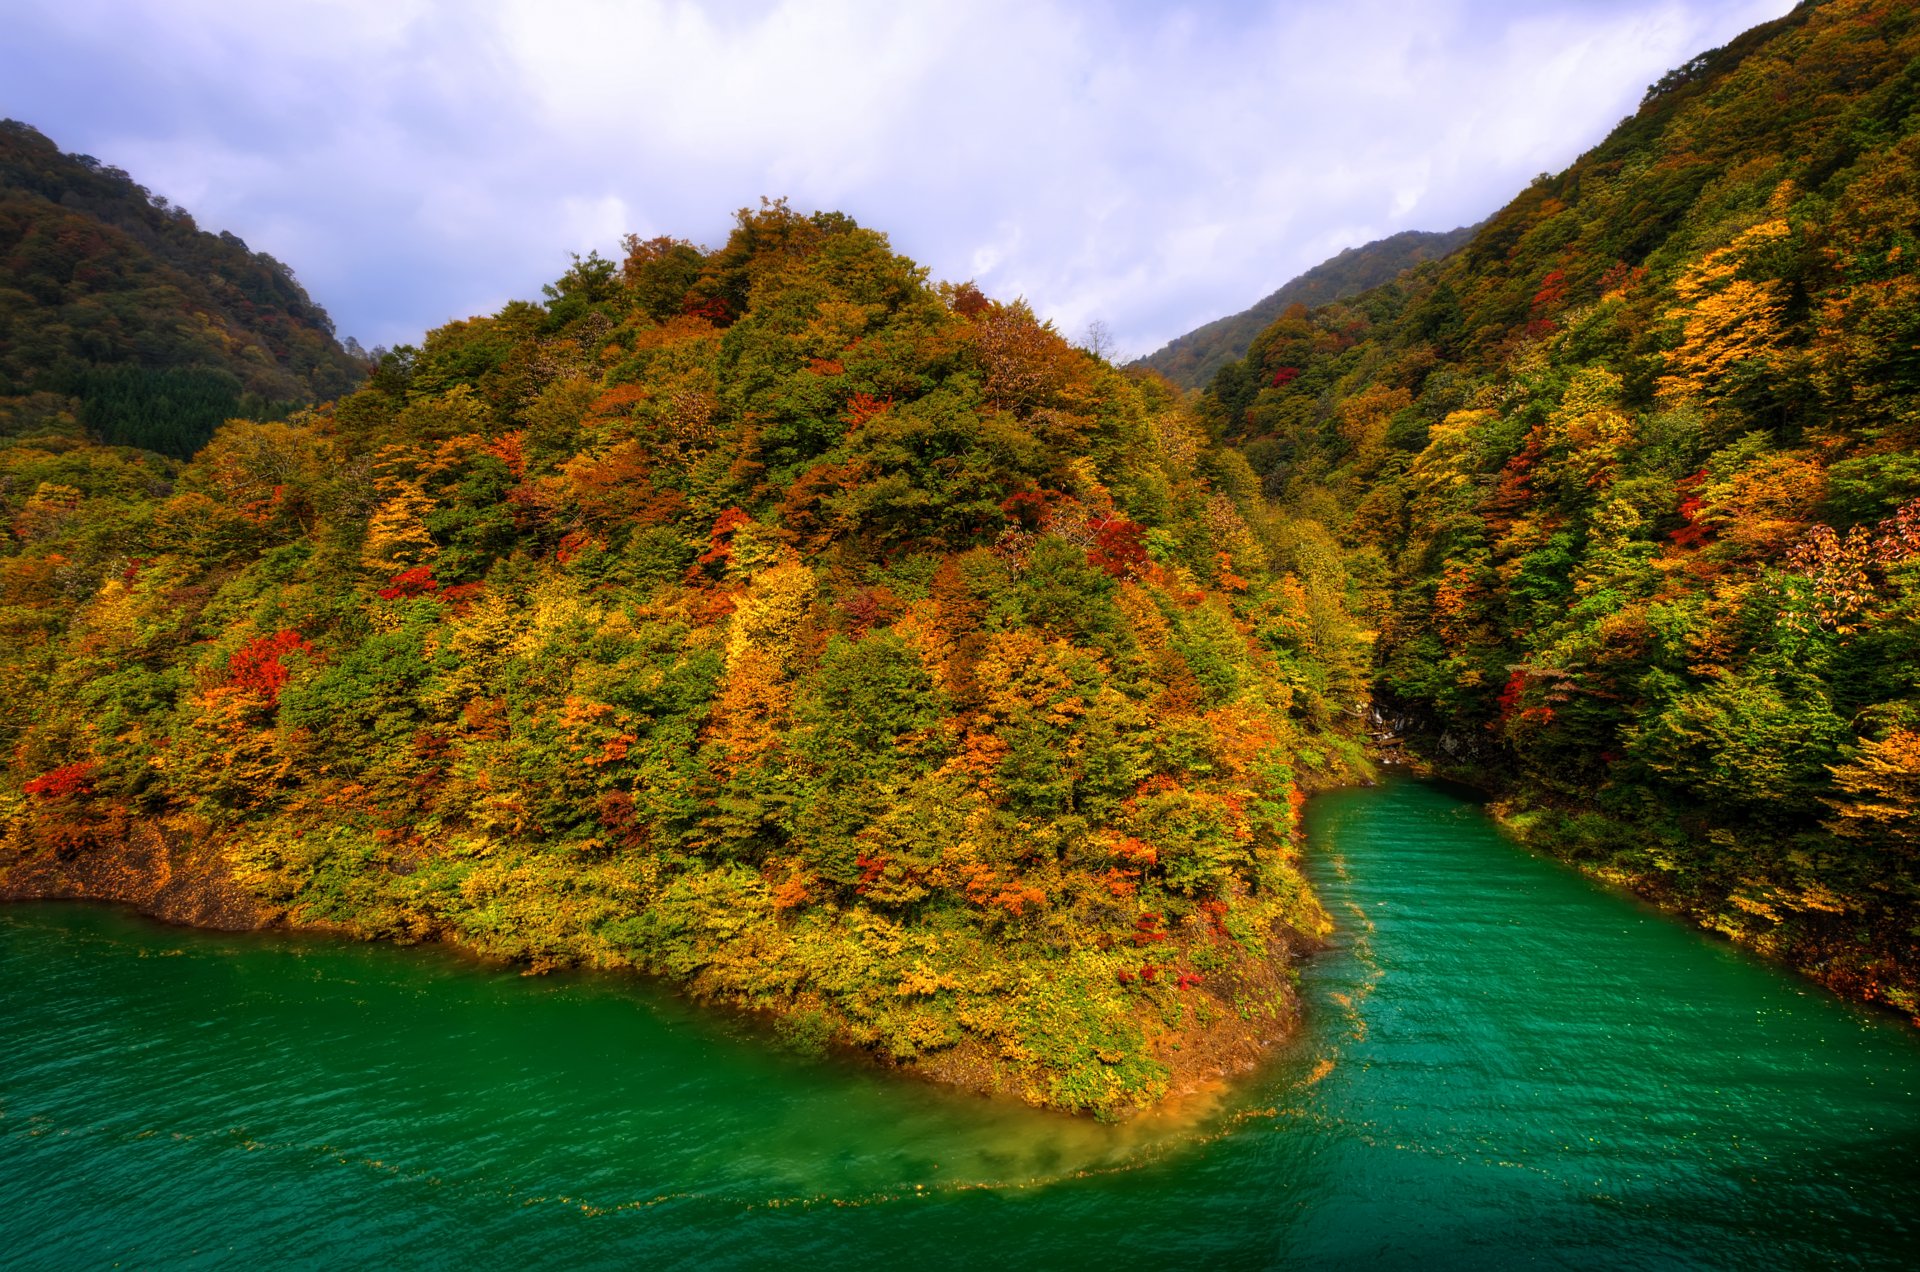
1336,384,1412,475
1114,583,1173,652
190,419,336,527
1701,450,1827,555
706,645,792,769
359,478,437,575
14,482,83,542
1658,218,1792,403
724,560,815,670
1148,410,1202,471
1827,730,1920,850
974,631,1084,727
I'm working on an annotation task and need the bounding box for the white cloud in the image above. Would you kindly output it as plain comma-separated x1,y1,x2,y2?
1,0,1799,355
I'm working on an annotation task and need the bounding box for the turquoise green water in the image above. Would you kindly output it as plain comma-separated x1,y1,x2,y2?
5,776,1918,1269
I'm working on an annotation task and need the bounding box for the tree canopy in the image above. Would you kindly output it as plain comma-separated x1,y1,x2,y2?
1205,0,1920,1018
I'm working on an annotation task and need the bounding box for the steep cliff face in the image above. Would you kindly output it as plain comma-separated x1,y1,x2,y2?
0,201,1371,1116
1209,0,1920,1017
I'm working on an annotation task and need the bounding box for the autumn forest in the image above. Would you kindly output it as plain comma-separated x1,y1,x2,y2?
4,0,1920,1117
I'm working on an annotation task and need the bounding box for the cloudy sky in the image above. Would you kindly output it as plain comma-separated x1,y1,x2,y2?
5,0,1795,359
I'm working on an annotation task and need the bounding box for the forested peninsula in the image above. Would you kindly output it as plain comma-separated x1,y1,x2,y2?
0,186,1371,1116
5,0,1920,1117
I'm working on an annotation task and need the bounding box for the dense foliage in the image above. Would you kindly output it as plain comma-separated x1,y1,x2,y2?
0,201,1369,1114
0,121,364,456
1135,226,1478,391
1207,0,1920,1014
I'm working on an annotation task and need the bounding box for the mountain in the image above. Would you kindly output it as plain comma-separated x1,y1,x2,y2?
0,121,364,456
1206,0,1920,1017
0,201,1371,1116
1133,226,1479,391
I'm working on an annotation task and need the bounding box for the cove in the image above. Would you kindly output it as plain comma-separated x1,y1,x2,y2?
4,775,1918,1269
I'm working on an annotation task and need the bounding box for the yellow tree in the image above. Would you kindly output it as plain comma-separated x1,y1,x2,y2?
1826,730,1920,852
360,478,437,575
1658,217,1792,404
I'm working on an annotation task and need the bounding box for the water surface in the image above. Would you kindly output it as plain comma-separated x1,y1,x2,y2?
4,776,1916,1268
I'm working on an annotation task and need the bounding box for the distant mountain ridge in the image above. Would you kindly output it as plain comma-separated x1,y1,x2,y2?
1133,225,1479,390
0,120,364,456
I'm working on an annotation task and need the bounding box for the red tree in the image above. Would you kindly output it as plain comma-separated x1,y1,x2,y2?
226,630,316,706
24,761,96,799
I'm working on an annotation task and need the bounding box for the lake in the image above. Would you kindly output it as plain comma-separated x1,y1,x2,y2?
4,775,1916,1268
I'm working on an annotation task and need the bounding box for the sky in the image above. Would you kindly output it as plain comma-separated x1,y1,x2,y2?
3,0,1798,360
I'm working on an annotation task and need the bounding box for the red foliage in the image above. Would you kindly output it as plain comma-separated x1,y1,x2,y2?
855,852,888,892
1130,912,1171,946
686,507,754,582
771,874,811,912
236,483,297,526
504,481,553,533
440,582,485,612
378,566,440,600
555,531,598,564
1480,434,1543,534
1496,669,1528,725
486,431,527,480
589,384,648,418
948,282,990,317
226,630,315,706
845,392,894,429
1086,515,1149,580
839,587,900,635
692,591,739,625
1269,366,1301,388
1215,551,1249,593
992,884,1047,916
595,790,649,852
121,558,148,583
1529,269,1569,329
1175,971,1204,990
999,489,1055,531
1138,961,1160,984
24,760,96,800
1198,899,1229,938
1531,269,1568,310
681,294,732,324
1669,469,1713,548
1598,261,1649,296
808,357,845,376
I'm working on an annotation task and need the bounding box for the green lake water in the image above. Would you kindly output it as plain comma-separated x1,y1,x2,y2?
4,775,1918,1269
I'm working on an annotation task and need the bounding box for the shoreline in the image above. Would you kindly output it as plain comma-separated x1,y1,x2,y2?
1367,733,1920,1031
0,826,1325,1124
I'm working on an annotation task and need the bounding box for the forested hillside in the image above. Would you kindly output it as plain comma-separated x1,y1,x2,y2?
0,201,1370,1115
0,121,364,456
1135,226,1477,391
1206,0,1920,1015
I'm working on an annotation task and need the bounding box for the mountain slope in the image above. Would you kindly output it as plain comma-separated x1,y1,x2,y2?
0,202,1371,1116
1135,225,1478,391
0,121,364,456
1208,0,1920,1016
